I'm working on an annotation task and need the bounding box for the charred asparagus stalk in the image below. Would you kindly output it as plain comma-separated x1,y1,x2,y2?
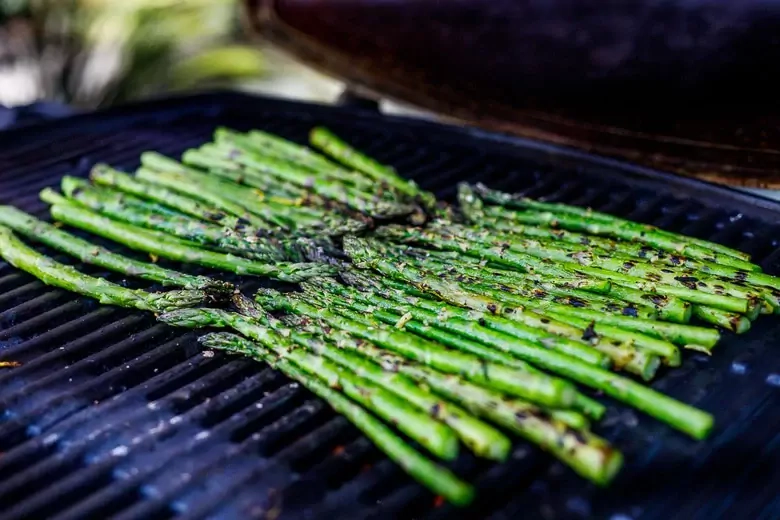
43,196,335,282
0,205,230,292
198,332,474,505
472,183,754,266
0,225,213,312
254,289,578,409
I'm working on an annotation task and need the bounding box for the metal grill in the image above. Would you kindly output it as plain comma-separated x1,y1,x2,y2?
0,92,779,520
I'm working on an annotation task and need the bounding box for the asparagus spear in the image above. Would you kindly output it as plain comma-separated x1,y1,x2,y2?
269,308,622,484
229,295,513,460
338,271,606,421
90,165,253,228
337,277,713,439
409,257,658,320
255,290,578,409
199,142,415,218
474,183,754,267
213,131,379,192
322,274,661,381
272,300,605,429
60,178,292,261
198,332,474,505
389,238,694,323
419,221,762,314
220,128,341,171
375,224,751,313
453,280,719,350
309,127,437,207
0,225,213,312
309,332,622,486
139,154,336,229
692,305,751,335
134,168,271,227
347,237,684,364
46,199,335,282
455,188,772,289
191,309,459,459
0,205,230,292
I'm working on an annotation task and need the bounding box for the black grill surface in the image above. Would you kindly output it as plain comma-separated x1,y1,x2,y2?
0,92,779,520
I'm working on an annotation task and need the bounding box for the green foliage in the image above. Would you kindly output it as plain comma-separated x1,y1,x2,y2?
0,0,265,107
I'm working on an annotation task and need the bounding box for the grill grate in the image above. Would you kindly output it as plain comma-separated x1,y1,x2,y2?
1,92,779,519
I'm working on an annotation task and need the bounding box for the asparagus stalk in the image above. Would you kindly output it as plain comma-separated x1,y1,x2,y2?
229,295,513,460
200,143,416,218
90,165,253,229
375,224,751,313
60,178,292,261
134,167,270,227
692,305,751,335
338,271,606,421
410,257,658,320
422,221,761,314
456,280,719,350
139,155,331,229
195,310,460,459
224,127,342,172
198,332,474,505
473,183,754,266
455,189,773,291
272,300,605,429
213,130,379,192
271,308,622,484
340,277,713,439
320,334,621,486
0,225,213,312
309,127,437,208
391,239,694,323
324,274,661,381
347,237,684,364
255,290,578,409
0,205,230,292
46,199,335,282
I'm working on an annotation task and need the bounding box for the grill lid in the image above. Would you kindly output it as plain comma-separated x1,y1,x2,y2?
243,0,780,188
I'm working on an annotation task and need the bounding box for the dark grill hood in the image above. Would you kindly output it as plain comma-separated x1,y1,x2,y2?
244,0,780,187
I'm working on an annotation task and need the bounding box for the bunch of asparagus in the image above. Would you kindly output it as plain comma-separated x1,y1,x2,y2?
1,123,776,506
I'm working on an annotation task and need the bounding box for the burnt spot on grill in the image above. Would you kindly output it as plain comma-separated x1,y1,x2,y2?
429,403,442,418
581,322,598,341
579,237,591,245
498,284,512,292
503,308,515,315
478,318,487,326
622,306,639,317
735,271,749,281
622,261,636,269
566,297,587,308
646,273,662,282
71,186,83,197
661,269,674,274
487,303,498,313
675,276,699,289
540,318,550,324
515,411,528,421
669,255,683,265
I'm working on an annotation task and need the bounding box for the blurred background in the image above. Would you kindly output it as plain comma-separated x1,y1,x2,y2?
0,0,427,115
0,0,336,107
